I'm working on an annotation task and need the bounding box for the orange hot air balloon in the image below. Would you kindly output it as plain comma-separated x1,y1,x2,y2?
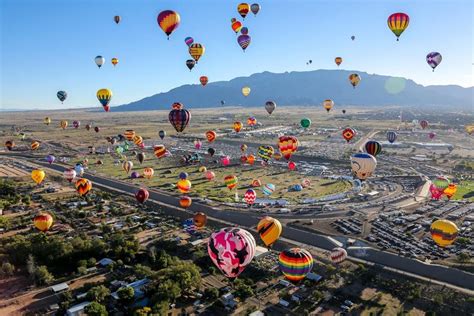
154,145,166,158
157,10,180,39
224,175,238,190
124,129,136,141
177,179,191,194
335,57,343,66
193,212,207,228
111,57,119,67
247,154,255,165
133,135,143,147
34,212,53,232
233,121,243,132
143,167,155,179
231,19,243,34
31,141,40,150
444,183,457,200
237,3,250,19
200,76,208,86
75,178,92,196
206,130,217,142
60,120,68,129
179,196,192,208
323,99,334,112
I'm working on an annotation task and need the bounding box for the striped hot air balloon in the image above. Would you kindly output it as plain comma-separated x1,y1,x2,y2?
124,129,135,141
189,43,205,62
257,145,274,162
231,18,243,34
262,183,275,195
335,57,343,66
247,116,256,126
420,120,429,129
153,145,166,158
387,12,409,41
233,121,243,132
237,3,250,19
364,140,382,157
279,248,314,282
75,178,92,196
169,103,191,133
244,189,256,205
34,213,53,232
224,175,238,190
323,99,334,112
330,247,347,263
430,219,459,247
278,136,299,160
257,216,282,247
237,34,251,51
348,73,361,88
133,135,143,147
157,10,180,39
342,128,356,142
122,160,133,173
97,88,112,111
386,131,398,143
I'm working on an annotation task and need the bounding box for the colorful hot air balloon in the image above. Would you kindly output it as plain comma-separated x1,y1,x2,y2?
426,52,442,72
57,91,67,103
387,13,409,41
60,120,68,129
179,196,192,208
231,19,243,34
465,124,474,135
386,131,398,143
208,227,256,279
242,86,251,97
265,101,276,114
335,57,343,66
194,139,202,150
246,154,255,165
349,74,361,88
95,55,105,68
250,3,260,16
262,183,275,196
206,130,217,142
330,247,347,264
184,36,194,47
143,167,154,179
237,34,251,51
237,3,250,19
169,103,191,132
111,57,119,67
224,175,238,190
31,169,45,185
178,172,188,180
430,219,459,247
300,118,311,129
135,188,149,204
233,121,243,133
63,169,76,182
444,183,457,200
189,43,205,62
205,170,215,181
342,128,356,142
177,179,192,194
433,176,450,191
46,154,55,164
221,155,231,166
240,144,248,152
114,15,121,24
193,212,207,228
157,10,180,39
124,129,135,141
364,140,382,157
122,160,133,173
34,213,53,232
257,216,281,247
278,248,314,282
244,189,257,205
44,117,51,125
5,140,14,151
420,120,429,129
97,89,112,111
154,145,166,158
278,136,299,160
429,184,444,200
301,179,311,188
75,164,84,177
72,120,80,129
158,130,166,140
85,124,92,131
200,76,208,86
252,179,262,187
288,161,296,171
247,116,257,126
350,153,377,181
323,99,334,112
31,141,40,150
257,145,274,162
133,135,143,147
75,178,92,196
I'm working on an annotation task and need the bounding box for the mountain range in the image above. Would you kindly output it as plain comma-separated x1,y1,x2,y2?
116,70,473,111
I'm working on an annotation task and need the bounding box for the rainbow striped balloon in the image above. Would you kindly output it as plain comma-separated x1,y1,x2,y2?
262,183,275,196
224,175,238,190
278,248,313,282
387,12,409,41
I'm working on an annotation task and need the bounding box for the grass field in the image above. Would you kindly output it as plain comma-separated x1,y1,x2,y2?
453,180,474,201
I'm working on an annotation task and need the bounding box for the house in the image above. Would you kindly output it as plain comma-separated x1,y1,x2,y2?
306,272,323,282
278,299,290,307
278,280,291,287
220,293,237,308
66,301,90,316
111,278,149,300
97,258,114,267
50,282,69,294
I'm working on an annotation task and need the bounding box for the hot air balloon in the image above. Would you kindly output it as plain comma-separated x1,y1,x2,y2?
252,179,262,187
95,55,105,68
231,19,243,34
34,213,53,232
31,141,40,150
342,128,356,142
443,183,457,200
262,183,275,196
122,160,133,173
44,117,51,125
430,219,458,247
386,131,398,143
240,144,248,152
111,57,119,67
247,154,255,165
193,212,207,228
301,179,311,188
179,172,189,180
221,155,230,166
250,3,260,15
31,169,45,185
133,135,143,147
97,88,112,111
237,3,250,19
288,161,296,171
186,59,196,71
137,152,145,164
205,170,215,181
114,15,121,24
177,179,191,194
330,247,347,263
265,101,276,114
207,147,215,157
57,91,67,103
224,175,238,190
387,13,409,41
200,76,208,86
124,129,135,141
278,136,299,160
169,103,191,132
94,126,100,133
241,27,249,35
420,120,429,129
189,43,205,63
237,34,251,51
208,227,256,279
428,132,436,140
153,145,166,159
342,109,346,114
350,153,377,180
86,124,92,131
429,184,444,200
177,196,191,209
242,86,251,97
426,52,442,71
323,99,334,112
75,178,92,196
184,36,194,47
257,145,274,163
46,154,55,164
247,116,257,126
143,167,154,179
60,120,68,129
158,130,166,140
433,176,450,191
231,121,243,133
206,130,217,142
279,248,314,282
5,140,14,151
351,35,355,41
300,118,311,129
364,140,382,157
75,164,84,177
257,216,281,247
199,166,207,173
335,57,343,66
130,171,140,179
72,120,80,129
244,189,256,205
349,73,361,88
135,188,149,203
465,124,474,135
157,10,180,39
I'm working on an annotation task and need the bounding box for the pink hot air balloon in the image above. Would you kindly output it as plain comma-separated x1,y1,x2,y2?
244,189,256,205
207,227,256,279
205,170,215,181
428,132,436,140
288,161,296,171
429,184,444,200
63,169,76,182
221,155,230,166
194,139,202,150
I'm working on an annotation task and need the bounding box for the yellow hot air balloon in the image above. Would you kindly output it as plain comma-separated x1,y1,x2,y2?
34,212,53,232
189,43,205,63
60,120,68,129
242,86,251,97
111,57,119,67
257,216,282,247
44,117,51,125
430,219,459,247
349,73,361,88
31,169,46,185
323,99,334,112
465,124,474,135
97,88,113,111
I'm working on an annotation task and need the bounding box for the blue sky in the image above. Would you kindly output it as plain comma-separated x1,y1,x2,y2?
1,0,472,110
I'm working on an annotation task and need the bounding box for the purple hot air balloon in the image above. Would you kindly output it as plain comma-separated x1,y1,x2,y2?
237,34,251,51
426,52,442,72
429,132,436,140
184,36,194,47
46,154,56,164
73,120,80,129
241,27,249,35
130,171,140,179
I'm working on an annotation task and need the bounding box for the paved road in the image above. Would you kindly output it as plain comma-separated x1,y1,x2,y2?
3,153,474,292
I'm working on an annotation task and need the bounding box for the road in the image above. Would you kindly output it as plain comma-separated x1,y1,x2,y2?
3,153,474,293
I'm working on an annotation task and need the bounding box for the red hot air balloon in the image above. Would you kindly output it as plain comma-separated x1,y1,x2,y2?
420,120,429,129
288,161,296,171
244,189,256,205
157,10,180,39
342,128,356,142
135,188,149,203
169,103,191,133
200,76,208,86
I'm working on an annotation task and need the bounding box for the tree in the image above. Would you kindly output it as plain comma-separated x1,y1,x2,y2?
34,265,54,285
203,288,219,301
133,307,152,316
77,266,88,275
152,279,181,303
117,286,135,303
87,285,111,303
234,281,254,300
134,264,154,279
0,262,15,276
456,252,470,264
152,300,169,316
84,301,108,316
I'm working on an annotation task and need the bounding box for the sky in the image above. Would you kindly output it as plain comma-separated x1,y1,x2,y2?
1,0,472,110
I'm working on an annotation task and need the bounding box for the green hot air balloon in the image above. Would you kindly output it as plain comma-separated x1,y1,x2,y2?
300,118,311,129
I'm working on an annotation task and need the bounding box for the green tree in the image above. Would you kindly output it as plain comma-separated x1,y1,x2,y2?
0,262,15,276
456,252,470,264
77,266,88,275
234,280,254,300
152,300,169,316
203,287,219,301
117,286,135,303
152,279,181,303
87,285,111,303
134,264,154,278
84,301,108,316
34,265,54,285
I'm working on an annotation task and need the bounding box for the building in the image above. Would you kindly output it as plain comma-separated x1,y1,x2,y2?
111,278,149,300
50,282,69,294
220,293,237,309
66,301,90,316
